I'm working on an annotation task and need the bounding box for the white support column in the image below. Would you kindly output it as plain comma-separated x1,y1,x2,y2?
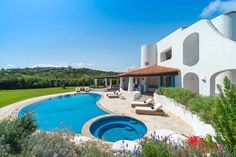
94,79,97,86
116,79,119,86
128,77,134,92
104,78,108,87
120,77,123,89
135,78,138,85
134,78,138,91
143,77,147,92
109,79,112,87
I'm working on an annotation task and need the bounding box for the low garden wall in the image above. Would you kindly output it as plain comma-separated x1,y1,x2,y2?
154,93,215,137
120,88,141,100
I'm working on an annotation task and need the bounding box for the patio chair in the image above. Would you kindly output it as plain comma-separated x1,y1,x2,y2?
131,98,153,108
85,87,90,92
75,87,80,92
135,103,165,116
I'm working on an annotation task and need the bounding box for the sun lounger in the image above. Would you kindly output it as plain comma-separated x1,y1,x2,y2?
135,103,165,116
107,91,121,98
131,98,153,108
85,87,90,92
75,87,80,92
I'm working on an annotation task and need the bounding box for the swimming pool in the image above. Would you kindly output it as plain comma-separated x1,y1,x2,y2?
19,93,107,134
90,116,147,142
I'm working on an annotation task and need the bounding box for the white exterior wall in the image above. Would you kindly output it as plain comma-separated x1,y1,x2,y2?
140,11,236,96
210,13,236,90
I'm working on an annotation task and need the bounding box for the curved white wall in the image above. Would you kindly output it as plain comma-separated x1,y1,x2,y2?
212,70,236,95
141,44,157,68
215,71,231,94
211,12,236,42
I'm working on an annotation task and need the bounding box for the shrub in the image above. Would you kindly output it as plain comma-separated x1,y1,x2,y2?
90,85,105,89
188,95,214,123
80,142,113,157
156,87,215,124
0,137,10,157
78,77,93,86
212,77,236,155
18,112,38,135
156,87,197,106
141,140,172,157
156,78,236,156
0,113,37,154
20,132,113,157
140,138,226,157
20,132,81,157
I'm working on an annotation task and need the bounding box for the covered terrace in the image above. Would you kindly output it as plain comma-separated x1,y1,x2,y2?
119,65,179,93
94,75,120,90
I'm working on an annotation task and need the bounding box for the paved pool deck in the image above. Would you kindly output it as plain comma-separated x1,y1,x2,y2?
0,91,193,138
96,92,193,136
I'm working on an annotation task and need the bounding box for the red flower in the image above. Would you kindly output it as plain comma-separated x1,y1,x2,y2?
187,136,204,146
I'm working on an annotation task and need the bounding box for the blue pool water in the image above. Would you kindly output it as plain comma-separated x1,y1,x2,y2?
90,116,147,142
19,93,107,134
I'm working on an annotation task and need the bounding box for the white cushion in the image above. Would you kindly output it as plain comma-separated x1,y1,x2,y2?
131,98,152,105
135,103,162,111
112,140,141,152
152,129,175,140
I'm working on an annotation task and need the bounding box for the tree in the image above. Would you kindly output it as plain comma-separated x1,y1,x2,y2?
0,67,118,89
212,77,236,155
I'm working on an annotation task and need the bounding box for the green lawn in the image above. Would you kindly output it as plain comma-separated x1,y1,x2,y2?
0,87,75,108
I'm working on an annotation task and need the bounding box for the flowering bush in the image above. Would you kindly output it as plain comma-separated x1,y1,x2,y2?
0,112,232,156
0,113,37,155
0,115,113,157
186,136,204,146
141,140,172,157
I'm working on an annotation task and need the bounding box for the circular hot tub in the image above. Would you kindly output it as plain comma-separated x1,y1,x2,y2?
90,116,147,142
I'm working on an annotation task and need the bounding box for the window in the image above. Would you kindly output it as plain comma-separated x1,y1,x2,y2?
160,48,172,62
183,33,199,66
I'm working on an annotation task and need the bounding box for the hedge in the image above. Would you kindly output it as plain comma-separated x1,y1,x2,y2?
156,87,214,124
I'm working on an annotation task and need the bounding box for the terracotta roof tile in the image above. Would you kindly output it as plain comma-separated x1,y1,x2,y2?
119,65,179,77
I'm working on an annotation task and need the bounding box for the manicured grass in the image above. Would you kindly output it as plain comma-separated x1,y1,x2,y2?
0,87,75,108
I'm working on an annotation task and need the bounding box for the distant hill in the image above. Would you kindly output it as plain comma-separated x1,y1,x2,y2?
0,67,120,89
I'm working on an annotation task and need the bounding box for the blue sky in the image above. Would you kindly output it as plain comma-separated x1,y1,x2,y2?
0,0,235,71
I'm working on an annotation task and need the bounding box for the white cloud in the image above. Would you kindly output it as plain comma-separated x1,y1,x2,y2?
32,62,95,68
73,62,95,68
6,64,16,68
32,63,69,68
200,0,236,18
73,62,85,67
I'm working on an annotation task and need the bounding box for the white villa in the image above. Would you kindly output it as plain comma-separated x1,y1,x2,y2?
116,11,236,96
